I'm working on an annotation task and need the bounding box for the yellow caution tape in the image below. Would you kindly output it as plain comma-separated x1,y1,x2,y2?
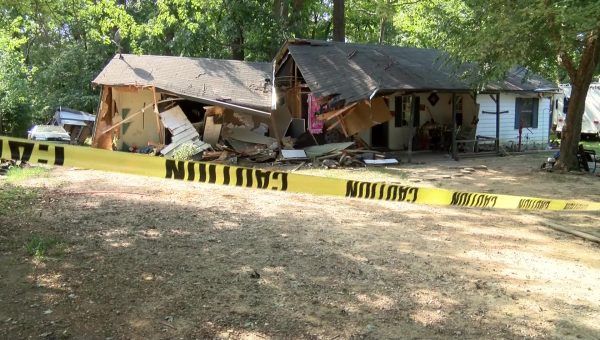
1,136,598,211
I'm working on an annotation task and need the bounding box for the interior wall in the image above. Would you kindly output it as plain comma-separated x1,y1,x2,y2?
112,87,161,151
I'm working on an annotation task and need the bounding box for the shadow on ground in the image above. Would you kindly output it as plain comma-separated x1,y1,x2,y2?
0,172,599,339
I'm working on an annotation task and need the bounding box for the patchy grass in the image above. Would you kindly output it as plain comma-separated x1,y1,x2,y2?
5,166,49,183
24,235,65,259
0,184,38,210
581,140,600,154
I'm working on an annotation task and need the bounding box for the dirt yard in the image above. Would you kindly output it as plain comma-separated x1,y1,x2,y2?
1,153,599,339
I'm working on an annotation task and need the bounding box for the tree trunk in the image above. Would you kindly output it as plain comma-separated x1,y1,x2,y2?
379,17,386,44
231,29,244,60
332,0,345,42
556,31,600,171
558,83,588,170
272,0,283,20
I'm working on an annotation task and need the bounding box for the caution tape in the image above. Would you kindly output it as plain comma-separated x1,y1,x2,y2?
1,136,598,211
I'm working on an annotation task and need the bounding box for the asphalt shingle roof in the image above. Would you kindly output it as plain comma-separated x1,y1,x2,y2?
93,54,272,111
284,40,557,105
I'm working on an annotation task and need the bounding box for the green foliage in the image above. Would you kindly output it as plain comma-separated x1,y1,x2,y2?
397,0,600,83
3,0,595,142
25,235,65,259
172,142,203,160
0,44,32,135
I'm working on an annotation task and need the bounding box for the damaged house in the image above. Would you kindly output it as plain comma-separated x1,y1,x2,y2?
90,40,559,164
272,40,559,159
91,54,277,159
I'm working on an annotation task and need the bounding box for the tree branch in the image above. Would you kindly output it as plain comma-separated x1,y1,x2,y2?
575,30,600,81
559,51,577,80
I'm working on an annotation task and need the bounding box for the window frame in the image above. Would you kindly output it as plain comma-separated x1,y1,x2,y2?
515,97,539,129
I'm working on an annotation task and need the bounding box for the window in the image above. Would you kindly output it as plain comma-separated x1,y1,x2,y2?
394,96,407,127
515,97,539,129
394,96,420,127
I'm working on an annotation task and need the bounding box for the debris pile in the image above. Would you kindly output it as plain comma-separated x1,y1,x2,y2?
124,104,399,168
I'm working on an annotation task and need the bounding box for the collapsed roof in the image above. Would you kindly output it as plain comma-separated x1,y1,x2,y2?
93,54,273,116
276,39,558,106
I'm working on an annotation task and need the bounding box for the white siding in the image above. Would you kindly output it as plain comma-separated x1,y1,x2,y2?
476,93,551,148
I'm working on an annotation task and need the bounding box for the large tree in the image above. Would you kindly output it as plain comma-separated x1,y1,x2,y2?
400,0,600,170
332,0,345,41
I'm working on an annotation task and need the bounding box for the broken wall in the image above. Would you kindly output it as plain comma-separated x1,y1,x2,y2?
112,87,161,151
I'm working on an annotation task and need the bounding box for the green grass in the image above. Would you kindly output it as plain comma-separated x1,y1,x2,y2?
24,235,65,259
581,140,600,154
0,184,38,210
4,166,49,183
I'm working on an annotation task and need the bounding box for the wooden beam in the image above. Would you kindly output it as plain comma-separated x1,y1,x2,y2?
542,220,600,244
495,93,500,153
408,96,414,163
151,86,164,144
92,86,114,150
452,93,458,161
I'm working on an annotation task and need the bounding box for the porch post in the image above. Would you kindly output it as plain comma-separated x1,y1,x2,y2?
451,93,458,160
495,93,500,153
408,95,414,163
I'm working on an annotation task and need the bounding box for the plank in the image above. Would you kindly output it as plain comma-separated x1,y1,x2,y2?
227,127,277,145
203,116,222,146
171,129,199,144
171,124,195,135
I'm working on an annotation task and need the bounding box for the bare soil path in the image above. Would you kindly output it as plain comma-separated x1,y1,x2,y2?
1,153,599,339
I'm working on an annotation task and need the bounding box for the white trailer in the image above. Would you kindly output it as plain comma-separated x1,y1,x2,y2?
555,83,600,137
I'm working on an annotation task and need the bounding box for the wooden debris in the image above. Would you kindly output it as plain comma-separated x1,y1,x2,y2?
364,159,399,166
203,116,222,146
224,127,277,146
304,142,354,158
542,220,600,244
281,149,308,161
159,106,211,157
291,162,306,172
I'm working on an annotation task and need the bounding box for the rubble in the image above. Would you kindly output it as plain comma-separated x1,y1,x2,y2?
91,98,399,168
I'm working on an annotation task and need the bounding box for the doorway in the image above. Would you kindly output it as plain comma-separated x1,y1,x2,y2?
371,121,389,148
